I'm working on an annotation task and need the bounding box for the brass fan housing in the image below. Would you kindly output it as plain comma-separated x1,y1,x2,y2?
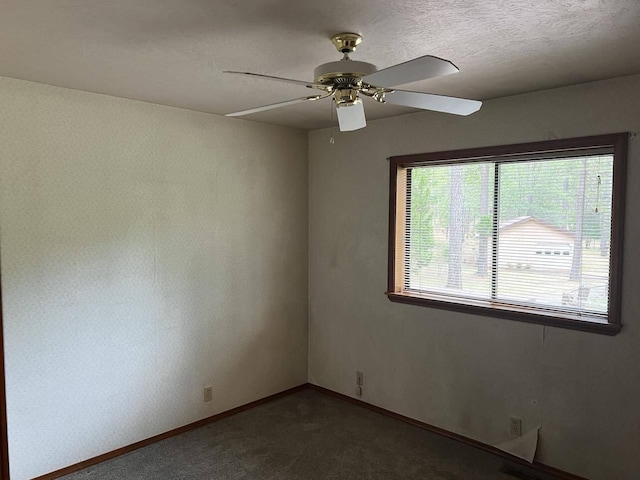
314,33,378,86
313,60,377,86
331,33,362,54
334,89,359,106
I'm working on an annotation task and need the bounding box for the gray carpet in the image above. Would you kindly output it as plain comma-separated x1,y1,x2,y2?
61,389,554,480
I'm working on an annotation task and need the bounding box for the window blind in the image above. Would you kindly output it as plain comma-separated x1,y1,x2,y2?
404,155,613,321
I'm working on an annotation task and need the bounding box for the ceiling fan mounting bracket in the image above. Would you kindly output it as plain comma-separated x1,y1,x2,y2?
330,33,363,55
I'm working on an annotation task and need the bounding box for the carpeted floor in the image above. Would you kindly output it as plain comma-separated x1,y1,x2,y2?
61,389,554,480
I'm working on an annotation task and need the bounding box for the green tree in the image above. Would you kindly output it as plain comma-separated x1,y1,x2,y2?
447,165,463,289
476,164,490,276
410,169,435,267
570,158,587,281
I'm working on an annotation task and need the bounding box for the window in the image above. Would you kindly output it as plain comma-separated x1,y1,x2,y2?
387,134,628,335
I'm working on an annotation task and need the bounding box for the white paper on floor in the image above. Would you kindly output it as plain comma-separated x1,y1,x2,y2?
494,427,540,463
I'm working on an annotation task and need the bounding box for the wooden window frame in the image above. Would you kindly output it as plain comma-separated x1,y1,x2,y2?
387,134,628,335
0,251,9,479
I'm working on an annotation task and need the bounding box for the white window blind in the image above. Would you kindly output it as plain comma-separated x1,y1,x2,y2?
404,155,614,322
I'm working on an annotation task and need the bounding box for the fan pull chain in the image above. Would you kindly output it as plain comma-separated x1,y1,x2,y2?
330,99,335,144
594,155,602,213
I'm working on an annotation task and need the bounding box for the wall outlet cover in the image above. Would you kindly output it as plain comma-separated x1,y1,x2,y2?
204,386,213,403
509,417,522,437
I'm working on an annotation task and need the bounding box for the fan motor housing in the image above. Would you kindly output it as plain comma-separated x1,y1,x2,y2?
334,88,360,106
314,60,377,86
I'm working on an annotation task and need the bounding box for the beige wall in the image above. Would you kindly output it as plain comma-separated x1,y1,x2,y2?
2,71,638,480
308,75,640,480
0,77,308,479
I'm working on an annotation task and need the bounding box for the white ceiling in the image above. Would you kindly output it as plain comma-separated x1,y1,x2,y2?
2,0,639,130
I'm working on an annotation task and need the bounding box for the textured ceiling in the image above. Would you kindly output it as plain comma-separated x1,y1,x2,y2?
1,0,639,130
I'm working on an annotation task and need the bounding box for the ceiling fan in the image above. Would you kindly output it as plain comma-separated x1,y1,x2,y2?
224,33,482,132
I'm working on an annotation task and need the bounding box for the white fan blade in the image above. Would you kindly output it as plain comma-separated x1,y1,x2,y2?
224,71,328,90
384,90,481,116
336,100,366,131
362,55,458,88
225,95,325,117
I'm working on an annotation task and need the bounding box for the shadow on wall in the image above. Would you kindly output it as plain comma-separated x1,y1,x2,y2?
3,176,302,477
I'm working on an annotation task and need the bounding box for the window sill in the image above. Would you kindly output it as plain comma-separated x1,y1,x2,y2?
386,292,621,336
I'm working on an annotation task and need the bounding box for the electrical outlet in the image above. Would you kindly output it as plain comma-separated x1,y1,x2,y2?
509,417,522,437
203,386,213,403
356,371,364,386
356,385,363,397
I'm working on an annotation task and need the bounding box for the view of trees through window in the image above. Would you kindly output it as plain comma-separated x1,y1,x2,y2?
406,155,613,318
